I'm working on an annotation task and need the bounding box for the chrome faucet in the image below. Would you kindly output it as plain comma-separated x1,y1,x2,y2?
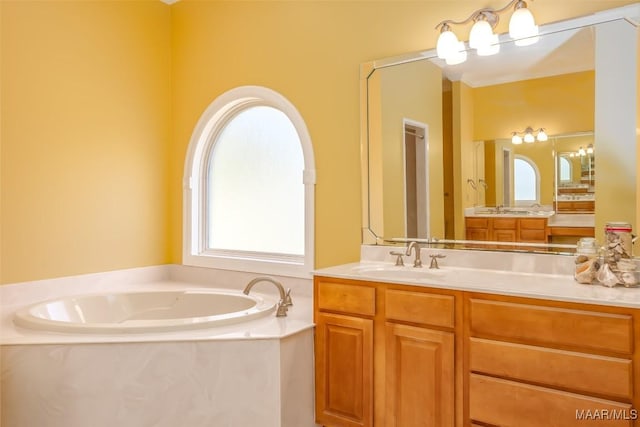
406,241,422,268
243,276,292,317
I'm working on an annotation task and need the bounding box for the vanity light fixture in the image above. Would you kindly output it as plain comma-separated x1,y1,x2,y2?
578,146,587,156
435,0,539,64
511,126,547,144
586,144,594,154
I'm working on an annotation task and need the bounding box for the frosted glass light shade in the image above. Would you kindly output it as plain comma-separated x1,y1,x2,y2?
509,6,539,46
437,28,459,59
512,134,523,144
469,20,493,50
477,34,500,56
445,42,468,65
536,129,548,141
524,132,535,143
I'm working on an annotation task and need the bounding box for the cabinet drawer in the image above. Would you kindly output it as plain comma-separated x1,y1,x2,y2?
385,289,454,328
470,374,633,427
520,218,547,229
469,338,633,399
519,229,546,242
317,281,376,316
466,217,489,228
493,218,517,229
469,299,633,354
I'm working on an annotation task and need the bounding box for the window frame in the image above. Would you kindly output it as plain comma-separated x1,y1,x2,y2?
513,154,540,206
558,155,573,184
183,86,316,278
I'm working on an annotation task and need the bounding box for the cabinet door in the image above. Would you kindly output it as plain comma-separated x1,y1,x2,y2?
465,218,490,241
493,228,517,242
315,312,373,427
385,323,455,427
466,228,490,241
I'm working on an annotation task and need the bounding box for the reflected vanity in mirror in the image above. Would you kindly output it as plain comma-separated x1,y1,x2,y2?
554,132,595,214
361,4,639,255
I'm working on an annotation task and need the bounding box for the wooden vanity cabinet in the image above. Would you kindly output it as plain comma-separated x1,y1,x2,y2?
314,277,458,427
466,295,639,427
314,279,375,427
465,216,548,244
315,276,640,427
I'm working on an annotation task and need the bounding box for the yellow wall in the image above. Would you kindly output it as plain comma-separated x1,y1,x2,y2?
373,60,444,239
1,0,636,283
473,71,594,140
1,1,171,283
452,81,476,239
472,71,593,207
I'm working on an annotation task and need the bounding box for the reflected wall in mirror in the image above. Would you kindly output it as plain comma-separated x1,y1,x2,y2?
362,4,639,253
484,132,595,212
554,132,595,213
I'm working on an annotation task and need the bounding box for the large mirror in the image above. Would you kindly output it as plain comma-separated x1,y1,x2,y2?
362,4,639,253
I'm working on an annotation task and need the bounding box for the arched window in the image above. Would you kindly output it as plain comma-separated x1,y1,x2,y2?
183,86,315,278
514,155,540,205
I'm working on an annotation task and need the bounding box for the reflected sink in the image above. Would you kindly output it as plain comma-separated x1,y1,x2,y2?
473,209,554,217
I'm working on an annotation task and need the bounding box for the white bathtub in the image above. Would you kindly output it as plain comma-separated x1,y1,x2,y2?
1,266,318,427
13,289,276,334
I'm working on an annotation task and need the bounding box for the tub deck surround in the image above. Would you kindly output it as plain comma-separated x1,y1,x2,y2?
0,264,314,345
1,265,318,427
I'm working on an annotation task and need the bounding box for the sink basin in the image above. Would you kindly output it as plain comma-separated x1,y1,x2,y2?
350,264,449,281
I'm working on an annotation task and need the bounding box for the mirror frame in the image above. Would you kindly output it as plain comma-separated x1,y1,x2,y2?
361,4,640,251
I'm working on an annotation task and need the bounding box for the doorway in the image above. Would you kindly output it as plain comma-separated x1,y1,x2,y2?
403,120,429,239
502,147,513,206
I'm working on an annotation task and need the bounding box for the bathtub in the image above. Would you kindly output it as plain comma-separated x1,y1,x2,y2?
13,289,276,334
1,265,318,427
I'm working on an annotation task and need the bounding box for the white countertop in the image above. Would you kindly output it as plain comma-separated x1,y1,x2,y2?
313,246,640,309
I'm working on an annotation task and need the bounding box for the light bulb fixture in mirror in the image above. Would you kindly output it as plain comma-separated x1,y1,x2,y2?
511,126,547,144
435,0,539,64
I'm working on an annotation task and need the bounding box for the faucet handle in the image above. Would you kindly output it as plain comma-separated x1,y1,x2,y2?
275,300,289,317
283,288,293,307
389,251,405,266
429,253,446,269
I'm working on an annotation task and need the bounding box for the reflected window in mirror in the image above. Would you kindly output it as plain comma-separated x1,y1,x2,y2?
559,156,572,183
514,155,540,205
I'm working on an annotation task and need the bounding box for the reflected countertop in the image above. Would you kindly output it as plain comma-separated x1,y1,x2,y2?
465,207,595,228
465,206,555,218
547,213,595,227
